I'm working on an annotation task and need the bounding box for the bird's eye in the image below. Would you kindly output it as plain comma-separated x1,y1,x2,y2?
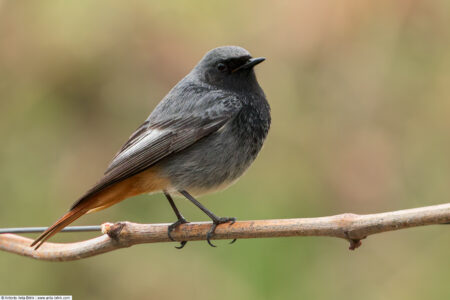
217,63,227,72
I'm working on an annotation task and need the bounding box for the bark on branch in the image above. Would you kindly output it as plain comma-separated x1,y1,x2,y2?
1,203,449,262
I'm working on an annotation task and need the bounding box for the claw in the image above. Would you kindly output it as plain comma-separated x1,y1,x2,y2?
206,223,219,247
168,218,188,241
168,218,188,248
175,241,187,249
227,218,237,245
206,217,236,247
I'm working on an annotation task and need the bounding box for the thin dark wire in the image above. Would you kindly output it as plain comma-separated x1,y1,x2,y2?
0,226,102,234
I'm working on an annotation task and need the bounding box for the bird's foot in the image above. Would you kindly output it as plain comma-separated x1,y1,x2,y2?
168,218,189,249
207,217,236,247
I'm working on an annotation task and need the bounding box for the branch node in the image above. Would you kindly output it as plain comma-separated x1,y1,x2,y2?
105,222,126,240
101,222,113,234
344,231,364,250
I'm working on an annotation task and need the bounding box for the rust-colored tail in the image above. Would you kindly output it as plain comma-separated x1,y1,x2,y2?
30,167,168,250
30,206,88,250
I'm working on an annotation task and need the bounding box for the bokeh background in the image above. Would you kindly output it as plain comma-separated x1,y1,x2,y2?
1,1,449,299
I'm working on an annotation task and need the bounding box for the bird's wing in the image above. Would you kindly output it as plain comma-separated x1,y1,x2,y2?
71,94,241,208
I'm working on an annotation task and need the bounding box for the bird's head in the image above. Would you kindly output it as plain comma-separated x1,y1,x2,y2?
193,46,265,91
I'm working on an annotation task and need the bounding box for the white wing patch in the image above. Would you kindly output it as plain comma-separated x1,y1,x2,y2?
106,129,167,172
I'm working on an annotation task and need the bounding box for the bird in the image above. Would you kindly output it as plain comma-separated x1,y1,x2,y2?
31,46,271,250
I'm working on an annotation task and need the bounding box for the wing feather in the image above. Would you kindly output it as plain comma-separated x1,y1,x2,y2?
70,94,241,209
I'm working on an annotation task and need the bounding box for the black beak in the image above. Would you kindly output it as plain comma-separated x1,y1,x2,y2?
232,57,266,73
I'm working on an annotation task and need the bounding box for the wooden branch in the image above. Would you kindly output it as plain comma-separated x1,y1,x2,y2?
1,203,449,262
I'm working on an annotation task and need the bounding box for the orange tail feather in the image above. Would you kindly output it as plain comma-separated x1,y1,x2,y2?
30,167,168,250
30,207,88,250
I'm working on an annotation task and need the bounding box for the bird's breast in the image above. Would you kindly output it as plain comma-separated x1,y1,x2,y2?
159,95,270,193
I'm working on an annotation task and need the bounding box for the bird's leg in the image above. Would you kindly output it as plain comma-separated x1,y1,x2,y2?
164,191,188,249
179,190,236,247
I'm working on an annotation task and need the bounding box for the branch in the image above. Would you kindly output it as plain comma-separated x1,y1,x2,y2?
1,203,449,261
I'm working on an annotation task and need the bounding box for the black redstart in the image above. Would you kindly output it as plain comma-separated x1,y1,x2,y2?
31,46,271,249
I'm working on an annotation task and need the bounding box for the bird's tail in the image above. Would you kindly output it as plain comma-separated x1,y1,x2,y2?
30,167,162,250
30,205,88,250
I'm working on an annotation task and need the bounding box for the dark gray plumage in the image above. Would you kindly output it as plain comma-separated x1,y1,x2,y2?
33,46,270,249
81,46,270,200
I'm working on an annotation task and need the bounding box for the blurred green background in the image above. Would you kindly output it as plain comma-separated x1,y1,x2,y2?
1,1,449,299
